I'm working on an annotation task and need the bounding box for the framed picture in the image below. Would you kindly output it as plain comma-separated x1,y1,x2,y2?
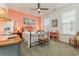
24,18,29,24
24,18,35,25
52,19,58,27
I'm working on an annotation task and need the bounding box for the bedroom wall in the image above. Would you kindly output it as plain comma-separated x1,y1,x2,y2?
43,4,79,43
8,9,41,32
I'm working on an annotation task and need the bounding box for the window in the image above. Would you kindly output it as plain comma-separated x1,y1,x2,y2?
62,10,75,34
44,18,50,26
44,18,50,31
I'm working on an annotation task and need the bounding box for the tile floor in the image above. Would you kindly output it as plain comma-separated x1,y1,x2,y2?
20,40,79,56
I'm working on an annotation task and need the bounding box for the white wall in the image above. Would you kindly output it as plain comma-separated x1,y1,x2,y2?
0,3,8,8
43,4,79,43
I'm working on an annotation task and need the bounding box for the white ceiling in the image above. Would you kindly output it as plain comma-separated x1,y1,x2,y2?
8,3,70,16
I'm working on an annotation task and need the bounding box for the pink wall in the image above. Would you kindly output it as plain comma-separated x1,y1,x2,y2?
8,9,41,32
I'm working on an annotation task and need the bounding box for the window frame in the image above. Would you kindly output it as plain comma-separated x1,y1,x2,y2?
62,9,76,35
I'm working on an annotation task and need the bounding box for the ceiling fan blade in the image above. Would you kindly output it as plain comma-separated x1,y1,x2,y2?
40,8,48,10
30,8,38,10
38,3,40,8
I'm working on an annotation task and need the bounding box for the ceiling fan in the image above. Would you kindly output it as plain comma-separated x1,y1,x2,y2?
31,3,49,14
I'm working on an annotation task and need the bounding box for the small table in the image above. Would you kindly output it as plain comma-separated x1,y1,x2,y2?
50,32,59,41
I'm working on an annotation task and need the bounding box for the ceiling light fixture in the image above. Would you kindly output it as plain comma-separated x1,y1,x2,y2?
38,8,41,11
31,3,48,14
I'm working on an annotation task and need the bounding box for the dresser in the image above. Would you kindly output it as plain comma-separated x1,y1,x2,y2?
50,32,59,41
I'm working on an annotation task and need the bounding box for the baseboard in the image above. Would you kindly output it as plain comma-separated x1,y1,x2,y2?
50,39,69,44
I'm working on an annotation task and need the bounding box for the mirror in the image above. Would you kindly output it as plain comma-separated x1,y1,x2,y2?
2,20,14,35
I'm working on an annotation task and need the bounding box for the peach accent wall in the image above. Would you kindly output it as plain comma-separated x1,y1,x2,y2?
0,19,4,35
8,9,41,32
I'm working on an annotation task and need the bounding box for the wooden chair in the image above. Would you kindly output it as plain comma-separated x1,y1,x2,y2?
69,32,79,47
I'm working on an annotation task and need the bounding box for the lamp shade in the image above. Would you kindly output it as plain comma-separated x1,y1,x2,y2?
0,7,8,18
0,3,8,18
